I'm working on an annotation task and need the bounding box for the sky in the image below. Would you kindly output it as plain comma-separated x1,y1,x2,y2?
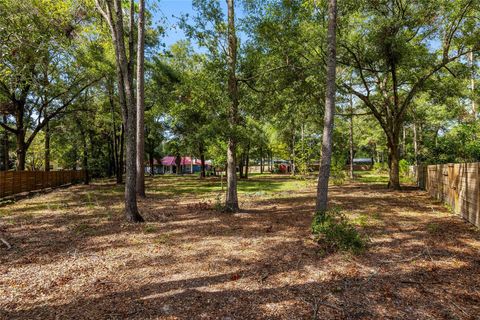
153,0,195,48
152,0,246,50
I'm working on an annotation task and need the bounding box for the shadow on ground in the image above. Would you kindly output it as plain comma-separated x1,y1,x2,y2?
1,174,479,319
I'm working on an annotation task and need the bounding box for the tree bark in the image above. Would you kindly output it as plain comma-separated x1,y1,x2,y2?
388,143,401,190
315,0,337,213
16,129,26,171
469,51,476,119
2,115,9,171
108,77,121,181
245,144,250,179
260,148,264,174
107,138,114,177
99,0,143,222
81,126,90,185
44,119,50,171
291,130,296,176
200,149,206,178
413,122,418,166
117,124,124,184
349,105,354,180
136,0,146,197
225,0,239,212
239,153,244,179
175,155,181,175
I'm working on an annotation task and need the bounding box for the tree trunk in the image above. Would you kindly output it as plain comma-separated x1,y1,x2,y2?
44,120,50,171
16,129,26,171
469,51,476,119
82,129,90,185
136,0,146,197
109,0,143,222
117,124,124,184
128,0,135,87
2,115,9,171
239,153,244,179
225,0,239,212
291,130,296,176
107,138,114,177
413,121,418,166
175,155,181,175
315,0,337,213
260,150,264,174
245,145,250,179
200,150,206,178
388,143,401,190
349,91,354,180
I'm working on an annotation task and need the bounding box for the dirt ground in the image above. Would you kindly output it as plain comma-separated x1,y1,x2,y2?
1,175,480,320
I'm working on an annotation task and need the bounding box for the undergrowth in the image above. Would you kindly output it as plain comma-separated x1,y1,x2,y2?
311,207,367,254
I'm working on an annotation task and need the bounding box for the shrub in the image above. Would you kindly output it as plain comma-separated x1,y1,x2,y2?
399,159,410,176
311,208,367,253
330,161,347,185
372,162,388,173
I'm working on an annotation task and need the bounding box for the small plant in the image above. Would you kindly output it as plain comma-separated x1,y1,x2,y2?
73,222,91,235
213,193,224,211
143,224,157,233
311,208,367,253
155,233,171,245
426,222,440,235
85,192,96,209
330,161,347,185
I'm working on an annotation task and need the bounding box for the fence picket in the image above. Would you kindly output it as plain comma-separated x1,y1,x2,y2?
0,170,85,199
412,163,479,228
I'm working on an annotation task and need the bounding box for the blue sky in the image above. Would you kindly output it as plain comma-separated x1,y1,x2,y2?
153,0,195,48
152,0,246,50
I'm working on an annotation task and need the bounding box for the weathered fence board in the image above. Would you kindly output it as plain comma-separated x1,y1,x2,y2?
411,163,480,228
0,170,85,199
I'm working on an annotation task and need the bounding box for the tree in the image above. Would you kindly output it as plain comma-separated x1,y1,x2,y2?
341,0,479,189
224,0,240,211
181,0,240,211
136,0,146,197
315,0,337,212
95,0,144,222
0,0,96,170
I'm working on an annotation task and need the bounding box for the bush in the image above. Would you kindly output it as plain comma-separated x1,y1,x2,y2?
399,159,410,177
372,162,388,173
330,161,347,185
311,208,367,253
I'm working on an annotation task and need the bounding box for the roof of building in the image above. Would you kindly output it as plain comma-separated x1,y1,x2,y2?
353,158,373,164
158,156,211,166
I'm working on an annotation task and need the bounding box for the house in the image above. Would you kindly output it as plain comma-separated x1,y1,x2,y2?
146,156,212,174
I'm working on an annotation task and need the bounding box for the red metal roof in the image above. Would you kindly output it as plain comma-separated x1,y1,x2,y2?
160,156,211,166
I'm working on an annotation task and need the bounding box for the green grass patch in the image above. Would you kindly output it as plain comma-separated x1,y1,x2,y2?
355,171,389,184
148,174,307,198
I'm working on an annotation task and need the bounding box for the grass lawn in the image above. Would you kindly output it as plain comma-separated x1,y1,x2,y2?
1,173,480,319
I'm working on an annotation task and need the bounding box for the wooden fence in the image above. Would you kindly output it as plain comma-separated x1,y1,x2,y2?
0,170,86,199
411,163,479,227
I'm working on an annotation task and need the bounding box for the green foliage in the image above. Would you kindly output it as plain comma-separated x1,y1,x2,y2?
311,208,367,254
330,159,347,185
399,159,410,177
373,162,389,174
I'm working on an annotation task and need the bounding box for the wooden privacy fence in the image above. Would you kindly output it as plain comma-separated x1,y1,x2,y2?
0,170,86,199
411,163,479,227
